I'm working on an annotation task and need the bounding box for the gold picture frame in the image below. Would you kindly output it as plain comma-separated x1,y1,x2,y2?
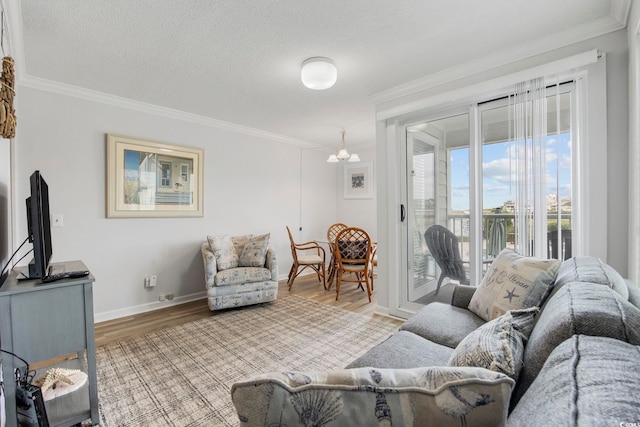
106,134,204,218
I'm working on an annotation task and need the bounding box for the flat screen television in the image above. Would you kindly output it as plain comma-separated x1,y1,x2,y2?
26,170,52,279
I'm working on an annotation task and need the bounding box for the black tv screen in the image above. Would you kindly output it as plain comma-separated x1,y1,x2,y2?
26,170,52,279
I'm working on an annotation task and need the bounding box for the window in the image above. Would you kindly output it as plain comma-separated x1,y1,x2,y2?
159,161,171,188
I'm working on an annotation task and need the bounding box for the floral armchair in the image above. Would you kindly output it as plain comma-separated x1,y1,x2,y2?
201,233,278,311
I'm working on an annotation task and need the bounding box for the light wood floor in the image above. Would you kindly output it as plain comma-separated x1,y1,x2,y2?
94,274,402,347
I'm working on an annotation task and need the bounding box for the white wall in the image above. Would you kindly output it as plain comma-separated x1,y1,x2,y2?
13,86,338,321
607,49,630,276
335,146,378,241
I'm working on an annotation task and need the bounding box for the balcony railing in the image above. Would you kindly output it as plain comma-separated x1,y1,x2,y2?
447,213,571,260
412,211,571,287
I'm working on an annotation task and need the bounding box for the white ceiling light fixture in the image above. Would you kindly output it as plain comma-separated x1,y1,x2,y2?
327,129,360,163
301,57,337,90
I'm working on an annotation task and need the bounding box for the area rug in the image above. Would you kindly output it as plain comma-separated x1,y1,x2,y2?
95,294,399,426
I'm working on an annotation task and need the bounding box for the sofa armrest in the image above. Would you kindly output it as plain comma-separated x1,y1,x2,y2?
265,245,278,280
201,242,217,289
451,284,477,308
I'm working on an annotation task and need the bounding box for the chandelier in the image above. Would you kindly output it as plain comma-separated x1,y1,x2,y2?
327,129,360,163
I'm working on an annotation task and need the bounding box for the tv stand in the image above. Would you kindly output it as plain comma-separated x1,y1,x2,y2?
0,260,98,427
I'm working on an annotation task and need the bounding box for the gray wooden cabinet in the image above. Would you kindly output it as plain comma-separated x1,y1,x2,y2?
0,260,98,426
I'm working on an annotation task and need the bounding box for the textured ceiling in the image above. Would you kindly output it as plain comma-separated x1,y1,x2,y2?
14,0,628,149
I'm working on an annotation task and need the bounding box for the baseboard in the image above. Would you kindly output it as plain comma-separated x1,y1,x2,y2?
374,306,406,322
374,305,390,316
94,291,208,323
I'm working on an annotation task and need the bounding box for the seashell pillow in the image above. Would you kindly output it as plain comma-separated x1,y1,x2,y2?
231,366,514,426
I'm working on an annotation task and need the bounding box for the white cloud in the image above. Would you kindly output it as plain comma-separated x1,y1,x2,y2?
483,158,512,184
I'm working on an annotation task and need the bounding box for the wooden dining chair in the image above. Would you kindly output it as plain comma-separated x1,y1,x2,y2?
286,226,327,291
326,223,348,288
334,227,373,302
369,242,378,289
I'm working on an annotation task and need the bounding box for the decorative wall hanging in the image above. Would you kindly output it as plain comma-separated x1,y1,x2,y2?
344,161,374,199
106,134,204,218
0,56,16,138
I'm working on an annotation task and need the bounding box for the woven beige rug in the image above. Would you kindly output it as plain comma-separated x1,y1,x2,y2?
95,294,398,426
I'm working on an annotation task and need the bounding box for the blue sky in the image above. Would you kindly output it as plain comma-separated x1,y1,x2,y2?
124,149,141,181
450,132,572,211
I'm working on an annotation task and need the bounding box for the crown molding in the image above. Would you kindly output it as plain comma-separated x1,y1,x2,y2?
4,0,315,148
369,8,629,105
376,50,599,121
5,0,319,149
16,75,319,148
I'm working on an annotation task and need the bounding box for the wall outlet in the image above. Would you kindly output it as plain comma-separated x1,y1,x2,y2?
158,294,166,301
165,293,174,301
145,275,158,288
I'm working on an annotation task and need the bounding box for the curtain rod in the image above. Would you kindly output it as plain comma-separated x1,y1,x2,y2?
477,80,573,106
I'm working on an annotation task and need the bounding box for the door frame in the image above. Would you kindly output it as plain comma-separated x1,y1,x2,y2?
405,128,440,302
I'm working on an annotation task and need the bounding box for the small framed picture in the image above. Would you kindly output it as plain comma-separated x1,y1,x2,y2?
106,134,204,218
344,162,374,199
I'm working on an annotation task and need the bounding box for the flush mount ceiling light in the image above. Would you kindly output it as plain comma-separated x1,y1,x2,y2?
301,57,337,90
327,129,360,163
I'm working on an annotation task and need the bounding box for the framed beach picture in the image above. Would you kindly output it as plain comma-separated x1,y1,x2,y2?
344,161,373,199
106,134,204,218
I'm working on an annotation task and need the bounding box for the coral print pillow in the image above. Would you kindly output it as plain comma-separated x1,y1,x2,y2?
468,249,561,321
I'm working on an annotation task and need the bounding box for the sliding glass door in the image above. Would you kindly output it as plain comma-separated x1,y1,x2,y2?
479,83,573,260
404,113,469,304
400,81,574,310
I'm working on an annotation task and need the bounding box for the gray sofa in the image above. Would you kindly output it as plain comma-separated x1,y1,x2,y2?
347,256,640,425
232,256,640,426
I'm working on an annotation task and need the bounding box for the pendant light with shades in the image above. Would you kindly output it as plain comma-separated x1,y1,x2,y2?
327,129,360,163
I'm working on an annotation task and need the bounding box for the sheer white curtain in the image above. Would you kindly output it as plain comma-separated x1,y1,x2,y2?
508,77,555,258
628,14,640,282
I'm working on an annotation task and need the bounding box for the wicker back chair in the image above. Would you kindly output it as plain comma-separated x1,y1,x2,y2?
334,227,373,302
326,223,348,286
286,226,326,291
